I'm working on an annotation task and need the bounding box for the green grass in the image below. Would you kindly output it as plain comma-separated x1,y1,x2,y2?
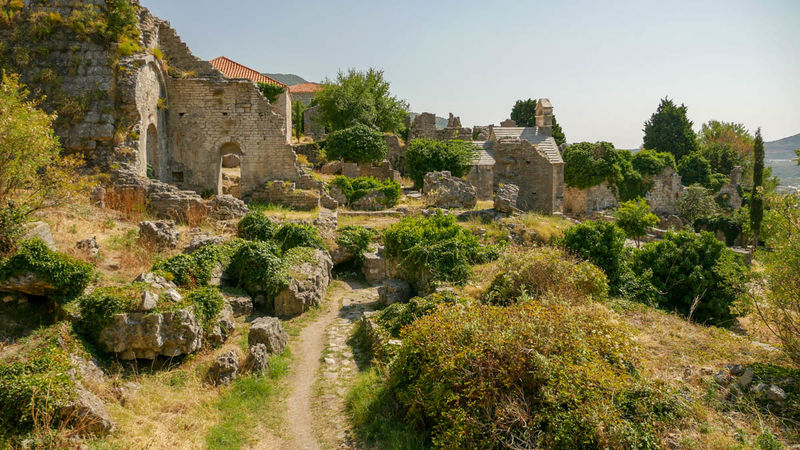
204,350,292,449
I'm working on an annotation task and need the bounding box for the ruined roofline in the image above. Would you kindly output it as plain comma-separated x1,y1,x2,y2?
210,56,288,88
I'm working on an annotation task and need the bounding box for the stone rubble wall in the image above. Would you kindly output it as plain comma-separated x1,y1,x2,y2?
408,112,472,142
563,181,618,217
646,167,684,216
466,165,494,201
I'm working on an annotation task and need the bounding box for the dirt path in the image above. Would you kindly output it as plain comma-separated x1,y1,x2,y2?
278,280,378,450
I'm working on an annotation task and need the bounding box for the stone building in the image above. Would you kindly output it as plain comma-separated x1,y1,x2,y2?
467,143,496,201
289,82,322,106
11,0,305,201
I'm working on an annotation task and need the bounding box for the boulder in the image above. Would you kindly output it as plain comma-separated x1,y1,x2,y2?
206,303,235,347
208,194,249,220
248,317,288,355
0,271,56,297
207,350,239,386
184,234,226,254
494,184,520,213
90,185,106,208
351,190,389,211
378,279,413,306
361,245,396,285
23,222,57,251
738,367,755,389
242,343,270,375
138,290,158,311
423,171,477,209
221,153,241,168
98,308,203,360
138,220,179,249
330,244,354,265
226,295,253,317
60,387,115,435
76,237,100,256
134,272,176,290
767,385,787,403
274,250,333,318
321,160,344,175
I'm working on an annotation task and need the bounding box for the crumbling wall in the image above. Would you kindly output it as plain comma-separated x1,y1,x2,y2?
303,105,326,141
466,165,494,201
385,134,406,175
563,182,618,216
409,112,472,142
165,78,299,197
492,139,563,213
646,167,683,216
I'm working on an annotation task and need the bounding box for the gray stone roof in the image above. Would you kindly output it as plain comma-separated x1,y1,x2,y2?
490,127,563,164
471,141,495,166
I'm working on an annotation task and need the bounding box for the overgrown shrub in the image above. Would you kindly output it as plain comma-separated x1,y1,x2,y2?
336,225,375,266
678,152,713,188
563,142,651,200
561,220,628,293
387,299,683,448
274,223,325,253
257,82,285,104
405,138,476,189
694,214,743,246
483,247,608,306
631,149,676,176
0,201,26,257
185,287,225,329
0,336,75,430
383,212,499,288
615,197,659,246
152,241,239,287
0,239,93,300
227,240,288,300
324,124,387,164
237,212,279,242
677,184,720,224
377,291,466,339
331,176,401,208
631,230,747,325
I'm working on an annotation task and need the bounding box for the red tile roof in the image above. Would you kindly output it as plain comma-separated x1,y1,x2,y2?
289,82,322,94
209,56,287,87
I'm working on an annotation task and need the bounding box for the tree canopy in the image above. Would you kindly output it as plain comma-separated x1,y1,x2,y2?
643,98,697,161
314,68,409,134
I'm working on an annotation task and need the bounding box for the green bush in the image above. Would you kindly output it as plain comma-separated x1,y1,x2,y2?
694,215,743,246
227,240,288,300
387,299,683,448
274,223,325,253
677,184,720,224
76,285,139,340
615,197,659,245
0,239,93,299
336,225,375,266
406,139,476,189
563,142,652,201
0,338,75,430
383,211,499,288
561,221,628,293
631,149,676,176
185,287,224,329
377,291,466,339
257,82,285,104
237,212,279,242
324,124,388,163
678,153,713,188
630,230,747,325
483,247,608,306
152,241,239,287
331,176,401,208
0,201,26,257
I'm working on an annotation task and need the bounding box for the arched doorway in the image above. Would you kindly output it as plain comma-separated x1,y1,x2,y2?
146,124,159,178
218,142,242,198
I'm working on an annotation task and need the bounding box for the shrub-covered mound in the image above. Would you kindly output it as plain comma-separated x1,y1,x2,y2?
630,230,747,325
274,223,325,253
331,176,401,209
483,247,608,306
324,124,388,163
335,225,375,267
387,298,683,448
237,212,279,242
383,211,498,288
152,240,243,287
0,238,93,299
406,138,477,189
226,240,289,300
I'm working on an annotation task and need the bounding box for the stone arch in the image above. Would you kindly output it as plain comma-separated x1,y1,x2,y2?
217,141,243,198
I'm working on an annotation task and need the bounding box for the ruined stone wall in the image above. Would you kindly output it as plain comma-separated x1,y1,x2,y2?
385,134,406,175
492,140,563,213
156,21,221,78
563,182,618,216
165,78,299,196
303,105,325,141
408,112,472,142
466,165,494,200
646,167,683,216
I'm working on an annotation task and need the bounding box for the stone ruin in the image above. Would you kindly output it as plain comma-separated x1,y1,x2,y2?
9,0,320,215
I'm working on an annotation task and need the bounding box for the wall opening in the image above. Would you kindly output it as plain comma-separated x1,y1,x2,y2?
218,142,242,198
145,124,159,178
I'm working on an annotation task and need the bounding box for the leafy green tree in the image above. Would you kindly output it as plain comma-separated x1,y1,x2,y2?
0,72,81,256
615,198,658,247
562,142,621,189
643,98,698,161
677,153,712,187
257,82,285,104
698,142,742,176
324,124,387,164
510,98,566,146
314,68,409,133
677,185,719,224
561,220,628,292
406,138,477,189
631,149,676,176
698,120,753,158
750,128,765,247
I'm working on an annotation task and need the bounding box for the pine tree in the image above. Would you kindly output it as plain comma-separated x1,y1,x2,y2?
643,98,698,162
750,128,764,248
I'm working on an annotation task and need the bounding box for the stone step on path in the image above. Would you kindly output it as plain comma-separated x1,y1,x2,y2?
312,281,380,449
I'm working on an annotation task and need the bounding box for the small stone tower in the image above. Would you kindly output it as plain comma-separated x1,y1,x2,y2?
535,98,553,136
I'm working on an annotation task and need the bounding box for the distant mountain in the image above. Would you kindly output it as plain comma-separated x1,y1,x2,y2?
765,133,800,186
262,73,308,86
409,112,449,129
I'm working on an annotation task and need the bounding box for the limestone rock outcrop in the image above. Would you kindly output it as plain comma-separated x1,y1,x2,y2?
226,295,253,317
423,171,478,209
207,350,240,386
206,303,235,347
138,220,179,249
60,387,115,435
378,279,413,306
242,343,270,375
494,184,520,213
248,317,288,355
98,308,203,360
183,234,226,254
0,271,57,297
209,194,249,220
274,249,332,318
22,222,57,251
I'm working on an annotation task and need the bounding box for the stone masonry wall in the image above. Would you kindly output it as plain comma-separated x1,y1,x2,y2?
646,167,683,216
563,182,618,216
165,78,299,197
466,165,494,201
492,140,563,213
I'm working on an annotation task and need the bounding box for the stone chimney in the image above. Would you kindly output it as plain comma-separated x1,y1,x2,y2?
535,98,553,136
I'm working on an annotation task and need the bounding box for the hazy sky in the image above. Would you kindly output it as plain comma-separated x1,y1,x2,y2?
141,0,800,149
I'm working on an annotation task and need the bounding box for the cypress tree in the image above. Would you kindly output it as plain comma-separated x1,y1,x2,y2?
750,128,764,248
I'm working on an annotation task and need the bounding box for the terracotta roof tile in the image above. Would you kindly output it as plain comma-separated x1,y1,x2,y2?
209,56,286,87
289,82,322,94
